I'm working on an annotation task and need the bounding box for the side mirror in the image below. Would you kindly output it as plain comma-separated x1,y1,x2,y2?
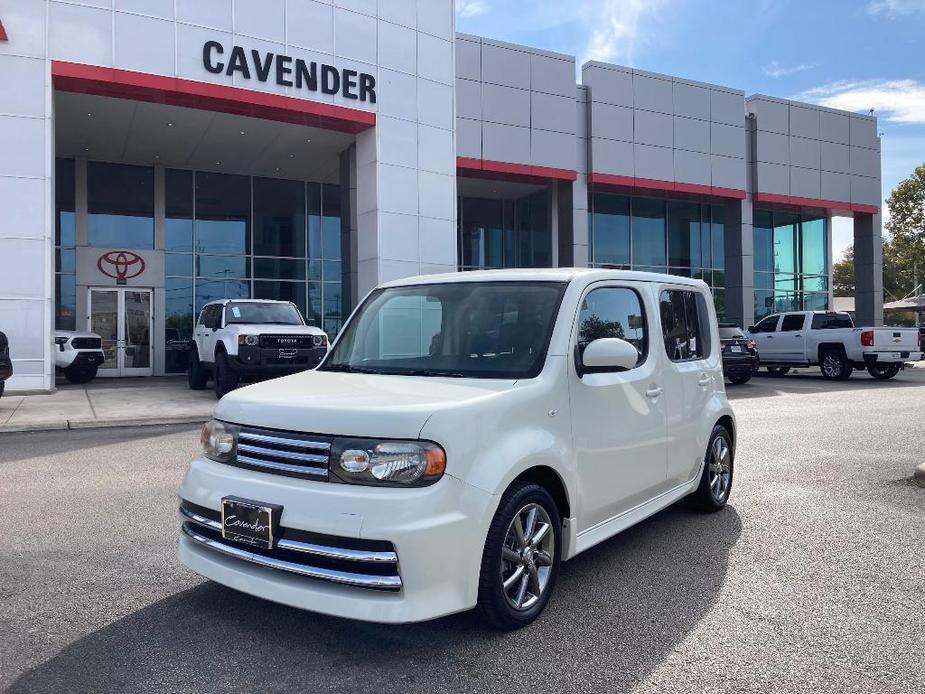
579,338,639,375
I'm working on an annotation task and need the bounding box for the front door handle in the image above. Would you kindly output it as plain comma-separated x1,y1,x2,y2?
698,373,712,386
767,335,775,339
645,386,663,399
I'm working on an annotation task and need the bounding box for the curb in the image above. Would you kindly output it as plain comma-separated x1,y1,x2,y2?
0,414,209,435
915,463,925,488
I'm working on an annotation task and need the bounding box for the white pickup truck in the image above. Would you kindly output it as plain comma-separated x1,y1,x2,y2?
188,299,329,398
748,311,922,380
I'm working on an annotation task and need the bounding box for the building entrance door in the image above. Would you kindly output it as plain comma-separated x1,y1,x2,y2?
88,288,154,377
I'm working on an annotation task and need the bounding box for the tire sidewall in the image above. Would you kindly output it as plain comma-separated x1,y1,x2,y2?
694,425,734,512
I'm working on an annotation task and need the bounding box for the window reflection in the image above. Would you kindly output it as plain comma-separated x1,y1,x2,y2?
55,158,77,330
88,162,154,249
195,172,250,255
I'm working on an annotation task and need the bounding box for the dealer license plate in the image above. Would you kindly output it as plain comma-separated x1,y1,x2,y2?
730,346,742,353
221,496,282,549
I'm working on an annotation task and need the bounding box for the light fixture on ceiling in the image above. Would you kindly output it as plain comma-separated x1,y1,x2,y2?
86,112,92,118
275,167,281,172
240,130,246,135
167,122,174,127
289,153,294,158
306,138,312,144
215,161,221,166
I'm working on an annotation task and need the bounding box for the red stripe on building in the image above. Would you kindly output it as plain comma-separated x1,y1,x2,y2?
588,173,747,200
51,61,376,135
752,192,879,215
0,19,8,41
457,157,577,183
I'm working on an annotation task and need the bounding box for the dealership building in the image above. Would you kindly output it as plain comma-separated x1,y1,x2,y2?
0,1,884,391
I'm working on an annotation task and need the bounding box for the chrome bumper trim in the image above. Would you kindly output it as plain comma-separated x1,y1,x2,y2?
182,523,402,591
179,506,398,564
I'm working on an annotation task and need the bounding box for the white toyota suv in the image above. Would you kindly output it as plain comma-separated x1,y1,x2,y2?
178,269,735,629
188,299,329,398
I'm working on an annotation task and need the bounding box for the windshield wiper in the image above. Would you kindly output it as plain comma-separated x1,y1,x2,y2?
399,369,466,378
321,364,385,374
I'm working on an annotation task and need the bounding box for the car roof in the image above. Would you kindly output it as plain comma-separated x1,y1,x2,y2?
378,267,708,289
203,299,296,307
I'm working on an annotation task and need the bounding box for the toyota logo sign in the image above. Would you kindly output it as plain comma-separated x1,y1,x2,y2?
97,251,146,283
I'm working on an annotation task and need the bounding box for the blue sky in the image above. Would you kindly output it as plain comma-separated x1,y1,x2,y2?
456,0,925,260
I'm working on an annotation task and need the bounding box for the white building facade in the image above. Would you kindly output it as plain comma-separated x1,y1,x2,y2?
0,1,882,391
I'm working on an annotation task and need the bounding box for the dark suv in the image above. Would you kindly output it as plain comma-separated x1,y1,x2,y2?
719,324,758,384
0,330,11,398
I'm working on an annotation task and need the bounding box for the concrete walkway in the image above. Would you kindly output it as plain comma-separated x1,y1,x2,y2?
0,377,215,433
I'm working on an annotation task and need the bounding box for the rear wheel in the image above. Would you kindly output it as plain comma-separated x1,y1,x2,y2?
687,425,734,512
867,363,901,380
820,349,853,380
477,482,561,631
188,350,209,390
766,366,790,376
64,365,98,384
214,351,239,399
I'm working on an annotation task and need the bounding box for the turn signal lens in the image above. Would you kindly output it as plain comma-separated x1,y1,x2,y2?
340,449,370,473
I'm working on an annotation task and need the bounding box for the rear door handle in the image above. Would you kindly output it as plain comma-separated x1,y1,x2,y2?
645,386,663,399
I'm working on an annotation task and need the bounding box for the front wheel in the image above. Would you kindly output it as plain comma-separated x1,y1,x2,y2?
687,425,734,512
477,482,561,631
213,351,239,399
64,365,98,384
867,363,901,380
188,350,209,390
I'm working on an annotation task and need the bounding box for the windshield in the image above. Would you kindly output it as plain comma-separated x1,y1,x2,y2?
321,281,567,379
224,302,304,326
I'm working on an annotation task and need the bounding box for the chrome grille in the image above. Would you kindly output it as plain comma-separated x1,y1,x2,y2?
232,427,332,480
179,501,402,591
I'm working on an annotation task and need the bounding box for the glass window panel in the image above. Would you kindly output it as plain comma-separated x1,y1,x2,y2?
55,158,76,248
576,287,647,365
773,211,798,274
55,248,76,274
668,267,692,278
667,201,699,269
87,162,154,248
195,172,250,255
515,190,552,268
254,257,305,280
774,291,801,314
712,269,725,288
253,177,305,257
165,253,193,277
254,280,307,317
801,216,827,276
754,290,775,320
632,197,666,268
322,183,342,260
197,255,250,279
166,169,193,252
307,183,322,258
195,279,249,312
803,275,828,292
165,277,194,374
711,204,725,270
755,272,774,290
55,274,76,331
753,210,774,274
308,259,323,281
712,288,726,322
804,292,829,311
590,193,630,266
323,281,343,334
322,259,342,283
461,197,506,269
306,282,323,327
775,274,797,291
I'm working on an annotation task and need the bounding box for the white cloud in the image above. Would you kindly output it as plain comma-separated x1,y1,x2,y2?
456,0,488,18
796,79,925,125
763,61,813,79
867,0,925,17
581,0,666,65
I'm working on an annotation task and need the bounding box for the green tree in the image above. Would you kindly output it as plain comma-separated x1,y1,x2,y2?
883,163,925,298
833,246,855,296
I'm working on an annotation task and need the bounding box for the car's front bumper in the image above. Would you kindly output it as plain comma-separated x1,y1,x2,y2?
56,349,105,369
232,346,326,376
178,456,494,623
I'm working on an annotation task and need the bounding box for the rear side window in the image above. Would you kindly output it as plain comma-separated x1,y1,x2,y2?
781,314,805,332
576,287,647,368
660,289,711,361
811,313,854,329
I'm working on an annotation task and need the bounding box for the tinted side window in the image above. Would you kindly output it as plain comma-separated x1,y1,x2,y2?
660,289,707,361
752,316,779,333
577,287,647,368
781,314,805,332
811,313,854,329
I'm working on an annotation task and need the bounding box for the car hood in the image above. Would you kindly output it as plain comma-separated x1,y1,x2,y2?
55,330,100,339
223,324,326,336
214,369,517,439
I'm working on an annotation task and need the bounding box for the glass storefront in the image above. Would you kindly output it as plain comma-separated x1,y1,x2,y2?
55,158,77,330
457,191,552,270
588,190,727,319
753,209,828,320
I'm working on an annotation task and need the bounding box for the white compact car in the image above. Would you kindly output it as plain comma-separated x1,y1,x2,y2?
54,330,106,384
178,269,735,629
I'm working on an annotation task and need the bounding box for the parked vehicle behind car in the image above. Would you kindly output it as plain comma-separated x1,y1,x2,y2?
0,330,11,397
54,330,105,384
748,311,922,380
718,324,758,384
178,269,736,630
187,299,329,398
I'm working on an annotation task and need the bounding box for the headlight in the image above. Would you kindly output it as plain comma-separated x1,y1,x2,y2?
238,334,259,346
332,438,446,486
200,419,239,463
312,334,327,348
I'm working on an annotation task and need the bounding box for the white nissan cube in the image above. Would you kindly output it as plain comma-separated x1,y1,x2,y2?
178,269,735,630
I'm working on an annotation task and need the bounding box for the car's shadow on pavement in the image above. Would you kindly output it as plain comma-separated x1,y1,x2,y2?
9,504,742,694
726,368,925,399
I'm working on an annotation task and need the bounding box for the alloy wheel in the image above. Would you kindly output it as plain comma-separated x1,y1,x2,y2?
822,354,841,378
500,503,555,611
709,436,732,503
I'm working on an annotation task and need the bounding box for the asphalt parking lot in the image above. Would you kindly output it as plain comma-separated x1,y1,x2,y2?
1,368,923,694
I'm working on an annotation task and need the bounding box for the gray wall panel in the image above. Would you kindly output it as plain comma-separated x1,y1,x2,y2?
711,123,745,158
850,145,880,178
455,37,480,81
591,138,634,177
756,130,790,165
481,42,530,88
530,53,575,97
591,101,633,142
790,136,821,169
674,149,711,185
456,117,481,159
633,73,673,114
789,105,820,140
819,110,850,144
821,141,850,173
481,83,530,127
531,91,576,134
756,161,790,195
750,98,789,134
483,122,530,163
851,175,881,206
532,129,576,170
456,78,481,120
582,64,633,106
849,115,878,149
634,109,673,148
634,143,673,181
821,170,851,202
711,89,746,127
712,154,746,190
791,166,821,199
673,81,711,120
674,116,710,154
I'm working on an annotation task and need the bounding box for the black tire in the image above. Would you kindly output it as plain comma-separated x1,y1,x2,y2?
477,482,562,631
64,365,98,384
188,350,209,390
819,349,853,380
728,372,752,385
687,425,734,512
766,366,790,376
0,381,4,398
867,363,901,380
214,351,239,399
